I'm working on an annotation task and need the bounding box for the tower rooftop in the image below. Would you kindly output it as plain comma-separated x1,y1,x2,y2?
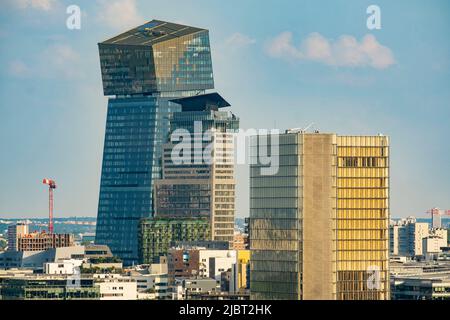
100,20,206,46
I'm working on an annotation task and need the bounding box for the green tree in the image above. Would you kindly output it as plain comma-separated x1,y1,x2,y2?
0,238,7,250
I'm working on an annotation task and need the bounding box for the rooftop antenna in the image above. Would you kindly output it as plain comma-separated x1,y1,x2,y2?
286,122,315,134
302,122,315,133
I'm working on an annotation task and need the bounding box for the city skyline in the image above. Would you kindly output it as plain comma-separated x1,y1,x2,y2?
1,0,450,220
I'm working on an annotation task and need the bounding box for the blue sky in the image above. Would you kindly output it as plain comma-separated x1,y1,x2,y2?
0,0,449,219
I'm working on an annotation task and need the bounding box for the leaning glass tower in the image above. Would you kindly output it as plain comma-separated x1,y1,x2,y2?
95,20,214,265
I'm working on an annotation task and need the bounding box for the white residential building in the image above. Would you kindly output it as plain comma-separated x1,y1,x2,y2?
198,250,236,279
132,274,169,299
94,274,137,300
209,256,237,281
432,229,448,244
422,236,447,260
44,259,83,275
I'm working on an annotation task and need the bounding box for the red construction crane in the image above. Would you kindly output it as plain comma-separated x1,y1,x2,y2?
43,178,56,234
426,207,450,229
427,207,450,216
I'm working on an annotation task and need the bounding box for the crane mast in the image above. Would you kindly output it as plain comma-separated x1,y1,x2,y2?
42,178,56,234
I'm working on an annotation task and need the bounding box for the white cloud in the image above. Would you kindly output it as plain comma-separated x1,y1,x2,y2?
7,0,56,11
8,60,31,77
96,0,144,30
266,32,395,69
225,33,256,47
265,32,301,59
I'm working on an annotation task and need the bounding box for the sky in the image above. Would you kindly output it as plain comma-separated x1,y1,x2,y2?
0,0,449,219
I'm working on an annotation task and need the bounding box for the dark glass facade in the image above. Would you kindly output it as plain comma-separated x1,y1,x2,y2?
153,94,239,242
155,184,212,218
98,20,214,95
95,20,215,265
249,133,301,300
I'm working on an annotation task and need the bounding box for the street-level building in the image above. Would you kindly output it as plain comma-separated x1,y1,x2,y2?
391,272,450,300
0,245,114,270
180,278,221,299
0,246,85,270
131,274,169,299
0,275,100,300
139,218,210,264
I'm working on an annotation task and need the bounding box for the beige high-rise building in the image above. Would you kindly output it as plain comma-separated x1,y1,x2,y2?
250,132,390,300
153,93,239,243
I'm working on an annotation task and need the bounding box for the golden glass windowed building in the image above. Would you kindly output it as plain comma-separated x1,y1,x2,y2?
249,132,390,300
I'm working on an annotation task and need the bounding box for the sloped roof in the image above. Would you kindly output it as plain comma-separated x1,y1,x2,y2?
100,20,206,46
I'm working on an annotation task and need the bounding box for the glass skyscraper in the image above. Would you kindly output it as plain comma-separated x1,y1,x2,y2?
250,132,390,300
154,93,239,242
137,93,238,264
95,20,214,265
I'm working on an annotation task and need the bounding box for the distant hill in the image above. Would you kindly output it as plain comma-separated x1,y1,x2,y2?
0,217,96,237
